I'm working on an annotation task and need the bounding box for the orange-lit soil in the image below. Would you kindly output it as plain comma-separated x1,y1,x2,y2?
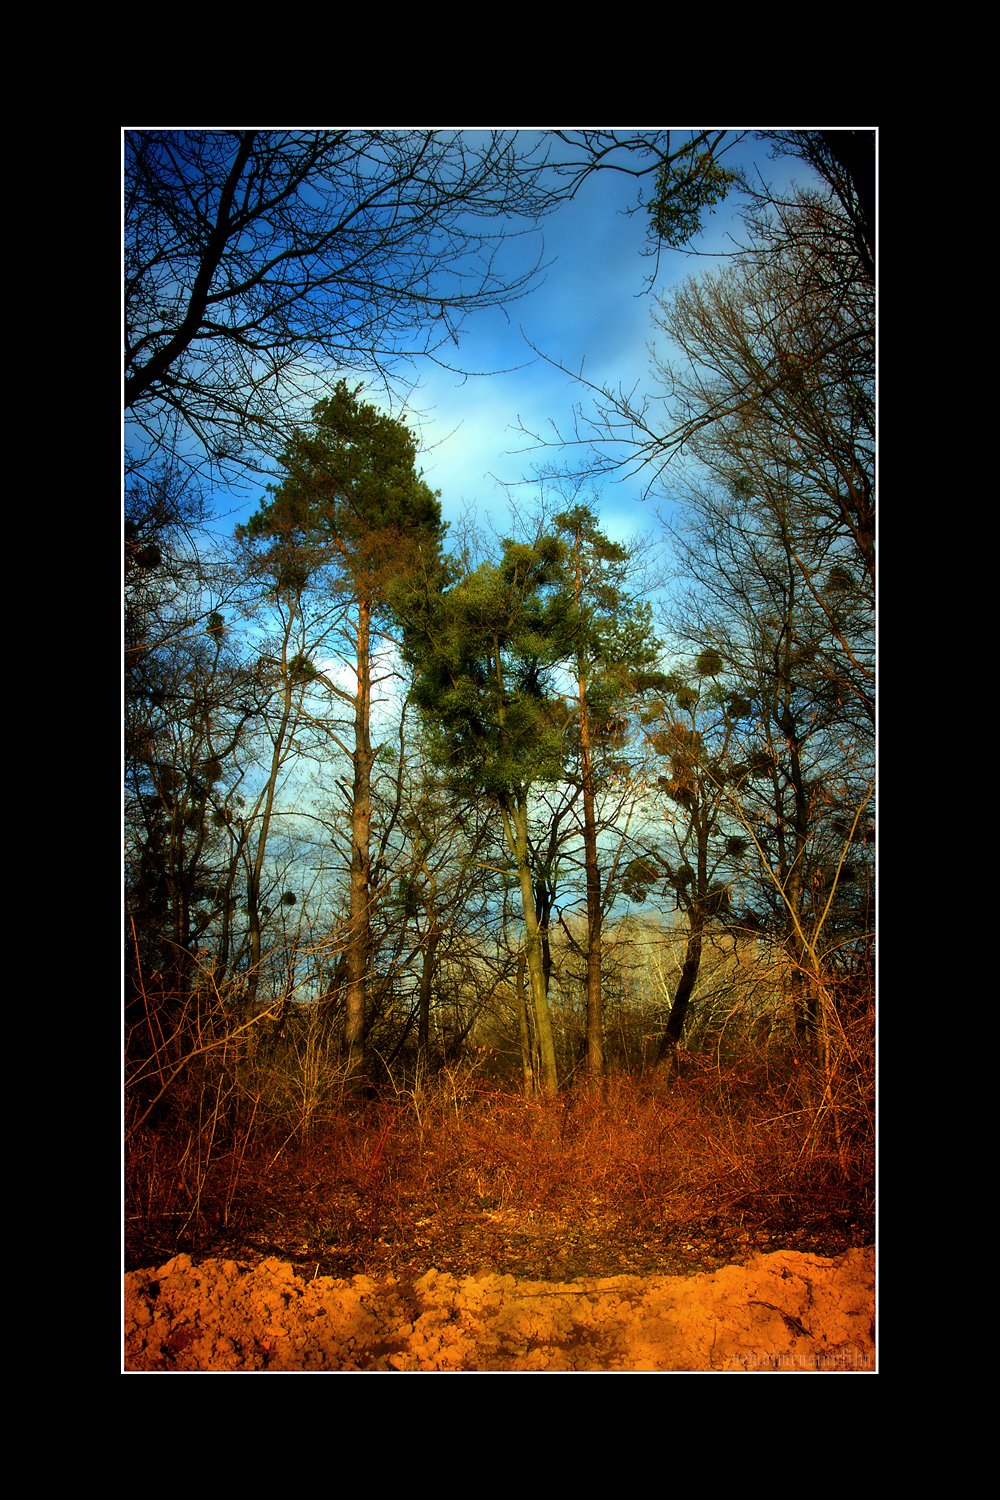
124,1246,874,1372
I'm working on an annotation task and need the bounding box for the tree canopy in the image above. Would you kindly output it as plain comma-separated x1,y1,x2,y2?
240,380,446,610
125,132,876,1264
402,535,570,802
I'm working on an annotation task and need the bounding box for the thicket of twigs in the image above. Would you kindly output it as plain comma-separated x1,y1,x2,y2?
124,968,873,1276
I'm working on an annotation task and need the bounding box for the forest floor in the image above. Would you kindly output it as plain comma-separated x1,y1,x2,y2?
124,1072,875,1372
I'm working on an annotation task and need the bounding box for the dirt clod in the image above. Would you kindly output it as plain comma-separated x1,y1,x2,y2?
124,1247,874,1372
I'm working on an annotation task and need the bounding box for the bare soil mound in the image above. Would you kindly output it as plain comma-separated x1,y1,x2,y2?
124,1246,874,1372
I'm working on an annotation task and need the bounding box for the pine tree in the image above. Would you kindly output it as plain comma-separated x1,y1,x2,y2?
241,383,446,1079
550,504,665,1076
400,535,570,1093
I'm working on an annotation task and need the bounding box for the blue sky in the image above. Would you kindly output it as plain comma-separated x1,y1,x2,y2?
392,131,812,548
404,162,662,541
208,131,816,552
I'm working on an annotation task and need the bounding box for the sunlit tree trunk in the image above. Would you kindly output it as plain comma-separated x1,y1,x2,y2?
344,594,373,1081
503,797,558,1095
515,949,535,1096
552,503,662,1080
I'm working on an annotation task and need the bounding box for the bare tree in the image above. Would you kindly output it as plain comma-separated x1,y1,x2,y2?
513,132,875,506
545,501,665,1077
124,129,556,484
623,655,749,1063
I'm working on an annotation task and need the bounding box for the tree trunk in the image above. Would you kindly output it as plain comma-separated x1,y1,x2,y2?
658,914,704,1066
343,595,373,1082
417,921,439,1066
246,608,298,1010
533,871,555,997
782,720,819,1050
578,687,604,1078
503,797,559,1095
515,949,535,1096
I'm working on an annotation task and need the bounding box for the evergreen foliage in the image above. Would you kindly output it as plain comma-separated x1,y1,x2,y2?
125,130,875,1143
240,381,446,611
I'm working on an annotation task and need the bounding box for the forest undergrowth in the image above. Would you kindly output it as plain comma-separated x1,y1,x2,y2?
125,1032,874,1283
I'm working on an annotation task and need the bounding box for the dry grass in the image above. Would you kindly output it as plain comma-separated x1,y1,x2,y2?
126,1036,873,1277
